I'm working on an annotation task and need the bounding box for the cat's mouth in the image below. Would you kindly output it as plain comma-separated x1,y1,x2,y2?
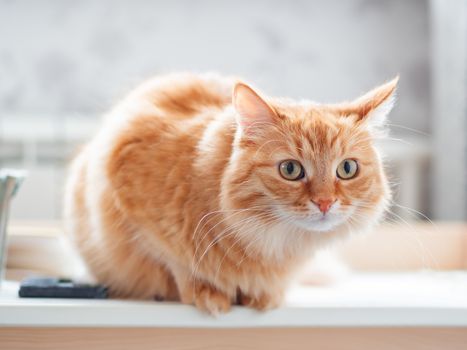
273,206,351,233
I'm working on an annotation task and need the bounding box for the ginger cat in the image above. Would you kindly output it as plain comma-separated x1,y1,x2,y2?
64,73,396,314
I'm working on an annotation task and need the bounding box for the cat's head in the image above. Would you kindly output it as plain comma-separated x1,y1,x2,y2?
222,78,396,242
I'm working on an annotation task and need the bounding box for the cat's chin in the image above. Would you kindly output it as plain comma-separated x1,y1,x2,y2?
292,214,345,233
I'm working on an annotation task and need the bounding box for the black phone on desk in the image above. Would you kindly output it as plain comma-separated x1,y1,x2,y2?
18,277,108,299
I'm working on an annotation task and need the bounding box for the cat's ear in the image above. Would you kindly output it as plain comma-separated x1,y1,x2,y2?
233,83,278,134
345,77,399,130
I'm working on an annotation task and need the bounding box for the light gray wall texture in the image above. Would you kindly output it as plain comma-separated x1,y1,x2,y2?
0,0,430,132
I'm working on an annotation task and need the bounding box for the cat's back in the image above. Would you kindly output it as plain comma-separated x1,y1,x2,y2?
93,73,236,165
100,72,236,193
120,73,234,121
65,72,236,256
68,72,236,212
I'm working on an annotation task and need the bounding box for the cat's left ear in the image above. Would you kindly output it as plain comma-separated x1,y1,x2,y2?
233,83,278,135
346,76,399,130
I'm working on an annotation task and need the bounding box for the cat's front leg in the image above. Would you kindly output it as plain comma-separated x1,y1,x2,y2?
172,267,232,315
191,281,232,315
238,288,285,311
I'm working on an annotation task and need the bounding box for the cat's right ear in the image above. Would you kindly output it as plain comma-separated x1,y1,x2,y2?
233,83,278,135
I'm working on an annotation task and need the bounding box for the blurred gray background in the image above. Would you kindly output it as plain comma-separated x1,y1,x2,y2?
0,0,465,221
0,0,429,129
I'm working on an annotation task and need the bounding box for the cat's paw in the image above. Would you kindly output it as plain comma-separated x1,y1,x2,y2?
239,292,283,311
192,283,231,316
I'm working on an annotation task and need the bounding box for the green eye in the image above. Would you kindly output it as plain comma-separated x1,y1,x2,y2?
279,160,304,181
336,159,358,180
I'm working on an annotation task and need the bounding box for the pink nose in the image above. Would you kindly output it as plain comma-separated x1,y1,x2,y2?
311,198,336,214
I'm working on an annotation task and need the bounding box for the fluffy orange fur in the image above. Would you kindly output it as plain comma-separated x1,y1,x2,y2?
64,73,397,314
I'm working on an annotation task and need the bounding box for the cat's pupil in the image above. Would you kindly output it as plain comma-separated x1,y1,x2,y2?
287,162,294,174
344,161,351,174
